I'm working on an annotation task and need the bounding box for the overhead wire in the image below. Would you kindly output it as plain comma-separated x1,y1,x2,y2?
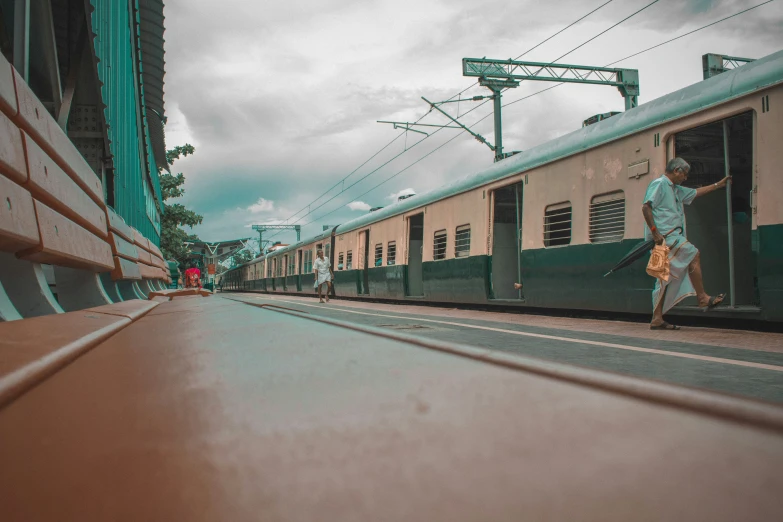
288,0,660,231
298,0,776,229
264,0,620,242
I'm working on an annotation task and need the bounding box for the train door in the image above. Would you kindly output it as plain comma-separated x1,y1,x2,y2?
674,111,756,307
283,255,288,290
406,213,424,296
329,235,336,297
358,232,370,294
490,182,524,300
297,250,303,291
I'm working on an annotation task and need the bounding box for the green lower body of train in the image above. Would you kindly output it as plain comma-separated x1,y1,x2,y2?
224,224,783,322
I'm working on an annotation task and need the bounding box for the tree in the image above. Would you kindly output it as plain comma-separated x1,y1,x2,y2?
159,144,203,263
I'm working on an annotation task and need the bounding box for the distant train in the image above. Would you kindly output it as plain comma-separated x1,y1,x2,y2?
222,50,783,322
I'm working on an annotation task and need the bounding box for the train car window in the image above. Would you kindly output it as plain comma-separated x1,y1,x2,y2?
346,251,353,269
387,241,396,265
589,192,625,243
374,244,383,267
338,253,344,270
287,254,296,275
325,243,331,261
267,260,272,278
433,230,447,260
304,250,313,273
455,225,471,257
544,202,572,247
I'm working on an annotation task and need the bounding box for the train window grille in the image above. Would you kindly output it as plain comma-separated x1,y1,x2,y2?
387,241,396,265
287,255,296,275
589,192,625,243
455,225,470,258
374,244,383,267
544,202,572,247
346,251,353,269
267,261,272,278
433,230,447,260
304,250,313,273
325,244,331,262
275,259,282,277
338,252,344,270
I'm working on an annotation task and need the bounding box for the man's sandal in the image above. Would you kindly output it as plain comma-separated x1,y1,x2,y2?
650,322,681,330
703,293,726,311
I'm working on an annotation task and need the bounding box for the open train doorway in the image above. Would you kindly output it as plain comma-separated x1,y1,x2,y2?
674,111,756,307
297,250,303,291
360,233,370,295
406,213,424,296
491,182,523,300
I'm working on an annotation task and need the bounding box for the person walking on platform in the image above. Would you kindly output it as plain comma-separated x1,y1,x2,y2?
642,157,730,330
313,249,333,303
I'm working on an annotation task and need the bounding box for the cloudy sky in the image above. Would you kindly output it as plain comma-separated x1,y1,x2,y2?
161,0,783,247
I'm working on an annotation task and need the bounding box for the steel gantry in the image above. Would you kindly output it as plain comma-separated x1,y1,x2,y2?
458,57,640,162
380,56,641,163
252,224,301,251
462,58,640,109
702,53,755,80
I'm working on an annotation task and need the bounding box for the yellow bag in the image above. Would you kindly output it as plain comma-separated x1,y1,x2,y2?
646,243,670,282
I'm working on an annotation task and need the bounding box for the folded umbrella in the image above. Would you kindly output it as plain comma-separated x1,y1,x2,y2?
603,227,681,277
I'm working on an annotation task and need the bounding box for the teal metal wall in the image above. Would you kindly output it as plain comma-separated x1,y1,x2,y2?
90,0,162,245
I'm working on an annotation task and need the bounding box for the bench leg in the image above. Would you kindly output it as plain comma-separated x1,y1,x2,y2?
117,280,142,300
53,266,113,311
0,280,22,321
0,253,64,317
134,281,150,298
99,272,123,302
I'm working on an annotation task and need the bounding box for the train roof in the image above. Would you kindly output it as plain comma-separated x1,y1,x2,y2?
335,49,783,236
264,227,338,258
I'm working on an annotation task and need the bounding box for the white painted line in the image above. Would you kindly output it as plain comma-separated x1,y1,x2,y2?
245,294,783,373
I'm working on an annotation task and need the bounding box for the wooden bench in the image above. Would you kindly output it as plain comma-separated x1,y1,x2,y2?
1,295,782,521
0,52,186,321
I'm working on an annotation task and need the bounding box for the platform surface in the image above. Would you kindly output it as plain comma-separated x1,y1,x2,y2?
228,293,783,404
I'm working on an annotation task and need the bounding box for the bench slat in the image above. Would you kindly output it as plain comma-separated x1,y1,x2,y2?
132,229,151,252
84,300,158,321
0,111,26,184
11,70,104,207
24,133,108,239
136,246,153,265
105,207,134,243
110,233,139,261
148,242,163,259
17,200,113,271
149,254,166,269
0,310,131,408
111,256,141,281
138,262,158,280
0,174,40,252
0,53,15,117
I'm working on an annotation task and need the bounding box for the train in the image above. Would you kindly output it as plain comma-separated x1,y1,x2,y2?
222,50,783,322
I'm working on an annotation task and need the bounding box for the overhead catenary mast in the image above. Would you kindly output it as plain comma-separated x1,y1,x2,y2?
381,57,640,163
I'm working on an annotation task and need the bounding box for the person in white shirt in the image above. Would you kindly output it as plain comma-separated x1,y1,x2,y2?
313,249,333,303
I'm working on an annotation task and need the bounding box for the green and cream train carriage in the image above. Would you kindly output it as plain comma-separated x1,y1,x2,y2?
225,50,783,322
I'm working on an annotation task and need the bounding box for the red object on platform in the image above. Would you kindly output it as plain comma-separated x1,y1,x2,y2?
184,268,201,288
